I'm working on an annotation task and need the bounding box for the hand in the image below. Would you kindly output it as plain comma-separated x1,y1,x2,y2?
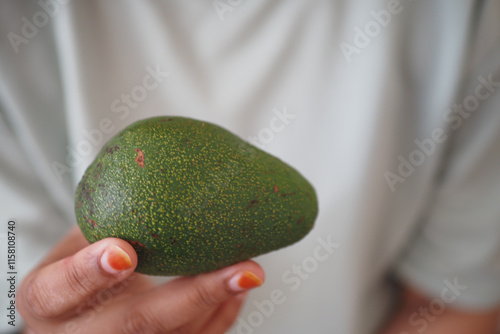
18,226,265,334
380,285,500,334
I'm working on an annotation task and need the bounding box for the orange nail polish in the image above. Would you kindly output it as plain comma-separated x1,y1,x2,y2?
101,245,132,274
229,271,263,292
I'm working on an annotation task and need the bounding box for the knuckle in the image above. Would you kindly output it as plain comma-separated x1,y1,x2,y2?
121,307,165,334
64,260,98,297
190,284,220,310
23,277,59,319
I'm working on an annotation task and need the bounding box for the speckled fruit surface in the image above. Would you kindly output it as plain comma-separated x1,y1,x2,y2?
75,117,318,276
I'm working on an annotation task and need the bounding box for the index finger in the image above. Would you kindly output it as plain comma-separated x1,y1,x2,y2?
118,260,265,332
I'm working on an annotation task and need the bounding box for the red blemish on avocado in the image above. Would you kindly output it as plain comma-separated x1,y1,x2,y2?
105,145,119,155
135,149,145,167
297,216,304,225
246,199,259,209
274,185,278,193
83,214,97,229
129,240,146,248
151,233,160,240
78,201,81,209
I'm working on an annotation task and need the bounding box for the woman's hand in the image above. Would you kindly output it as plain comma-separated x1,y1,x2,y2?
18,226,265,334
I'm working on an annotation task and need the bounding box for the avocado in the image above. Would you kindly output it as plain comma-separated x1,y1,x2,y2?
75,117,318,276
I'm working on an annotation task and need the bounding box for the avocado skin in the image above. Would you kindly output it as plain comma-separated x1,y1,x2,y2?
75,117,318,276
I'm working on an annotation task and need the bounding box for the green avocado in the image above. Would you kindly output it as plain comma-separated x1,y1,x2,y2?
75,117,318,276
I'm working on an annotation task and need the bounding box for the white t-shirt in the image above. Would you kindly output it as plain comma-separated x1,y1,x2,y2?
1,1,500,333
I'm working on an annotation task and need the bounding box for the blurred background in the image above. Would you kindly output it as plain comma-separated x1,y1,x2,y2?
1,1,500,333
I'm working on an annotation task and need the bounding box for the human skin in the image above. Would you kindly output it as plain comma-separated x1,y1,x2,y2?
380,285,500,334
17,226,265,334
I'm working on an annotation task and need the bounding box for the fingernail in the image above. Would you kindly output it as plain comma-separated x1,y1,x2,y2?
228,271,263,292
101,245,132,274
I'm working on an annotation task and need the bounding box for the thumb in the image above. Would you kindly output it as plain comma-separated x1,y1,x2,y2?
18,237,137,320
